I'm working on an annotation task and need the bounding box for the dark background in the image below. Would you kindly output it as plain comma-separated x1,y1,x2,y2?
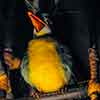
0,0,97,98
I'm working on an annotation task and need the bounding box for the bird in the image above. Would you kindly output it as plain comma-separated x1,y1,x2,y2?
20,11,73,93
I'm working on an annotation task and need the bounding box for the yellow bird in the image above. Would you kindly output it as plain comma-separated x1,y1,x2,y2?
20,11,72,93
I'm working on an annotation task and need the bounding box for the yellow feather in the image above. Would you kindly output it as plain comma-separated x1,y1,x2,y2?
27,38,68,92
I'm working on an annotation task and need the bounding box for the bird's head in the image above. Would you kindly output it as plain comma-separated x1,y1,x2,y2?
27,11,51,37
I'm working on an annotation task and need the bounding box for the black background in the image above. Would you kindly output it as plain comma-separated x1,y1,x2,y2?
0,0,97,98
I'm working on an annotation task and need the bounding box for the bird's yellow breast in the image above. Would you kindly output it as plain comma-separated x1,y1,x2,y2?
27,38,66,92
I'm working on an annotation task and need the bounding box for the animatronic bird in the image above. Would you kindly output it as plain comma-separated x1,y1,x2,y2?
20,11,73,93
